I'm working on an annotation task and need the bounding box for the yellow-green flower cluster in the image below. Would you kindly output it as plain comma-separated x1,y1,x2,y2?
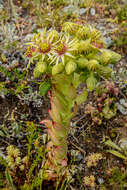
25,22,121,81
87,153,102,168
84,175,96,187
6,145,25,171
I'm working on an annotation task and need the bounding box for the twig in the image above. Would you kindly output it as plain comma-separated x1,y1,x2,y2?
70,141,86,156
73,115,86,125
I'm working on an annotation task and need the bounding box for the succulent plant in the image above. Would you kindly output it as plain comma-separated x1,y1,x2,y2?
6,145,25,172
25,22,121,181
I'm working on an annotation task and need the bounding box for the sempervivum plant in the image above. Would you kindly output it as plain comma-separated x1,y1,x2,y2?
25,22,121,181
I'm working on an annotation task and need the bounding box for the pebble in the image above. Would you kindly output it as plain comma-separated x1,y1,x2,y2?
76,153,84,161
0,4,3,9
120,61,125,66
116,103,127,115
120,99,127,108
63,5,78,15
90,8,96,16
0,151,6,159
98,177,104,184
79,8,88,15
105,37,112,47
119,138,127,150
103,31,107,36
24,34,34,41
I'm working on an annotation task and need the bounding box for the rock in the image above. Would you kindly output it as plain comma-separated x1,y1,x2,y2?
76,153,84,161
79,8,88,15
24,34,34,41
103,31,107,36
90,8,96,16
0,3,3,9
122,0,127,4
120,99,127,108
120,99,126,105
105,37,112,47
119,138,127,150
98,177,104,184
116,103,127,115
63,5,78,15
120,61,125,66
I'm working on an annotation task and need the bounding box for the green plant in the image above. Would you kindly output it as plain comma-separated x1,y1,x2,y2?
25,22,121,182
87,153,102,167
117,5,127,22
0,122,48,190
0,63,27,96
85,81,119,124
113,23,127,53
105,139,127,163
108,167,127,190
84,175,96,188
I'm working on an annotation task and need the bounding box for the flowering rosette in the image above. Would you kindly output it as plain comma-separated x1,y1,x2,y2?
50,35,78,65
25,22,121,182
25,30,54,62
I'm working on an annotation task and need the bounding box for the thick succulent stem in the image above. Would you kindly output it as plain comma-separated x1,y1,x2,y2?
25,22,121,183
41,74,77,180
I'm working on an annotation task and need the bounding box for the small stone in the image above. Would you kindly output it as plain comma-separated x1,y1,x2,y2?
24,34,34,41
120,99,127,108
0,3,3,9
79,8,88,15
120,61,124,66
98,178,104,184
63,5,78,15
120,99,126,105
77,153,83,161
105,37,112,47
119,138,127,150
103,31,107,36
116,103,127,115
90,8,96,16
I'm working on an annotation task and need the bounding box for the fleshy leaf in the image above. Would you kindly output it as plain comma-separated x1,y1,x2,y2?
76,88,87,105
86,73,97,91
6,169,15,190
39,81,51,96
105,140,121,151
107,150,127,160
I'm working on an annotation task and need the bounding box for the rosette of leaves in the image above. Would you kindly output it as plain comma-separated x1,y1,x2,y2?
25,22,121,182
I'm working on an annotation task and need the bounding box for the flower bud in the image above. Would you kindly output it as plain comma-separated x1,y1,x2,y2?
20,165,25,171
7,145,15,156
110,51,121,64
77,57,89,69
13,149,20,158
16,157,21,165
100,50,112,65
22,156,29,164
36,62,47,73
52,62,64,75
76,26,91,39
33,62,47,78
6,155,14,163
88,59,100,71
65,61,77,75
